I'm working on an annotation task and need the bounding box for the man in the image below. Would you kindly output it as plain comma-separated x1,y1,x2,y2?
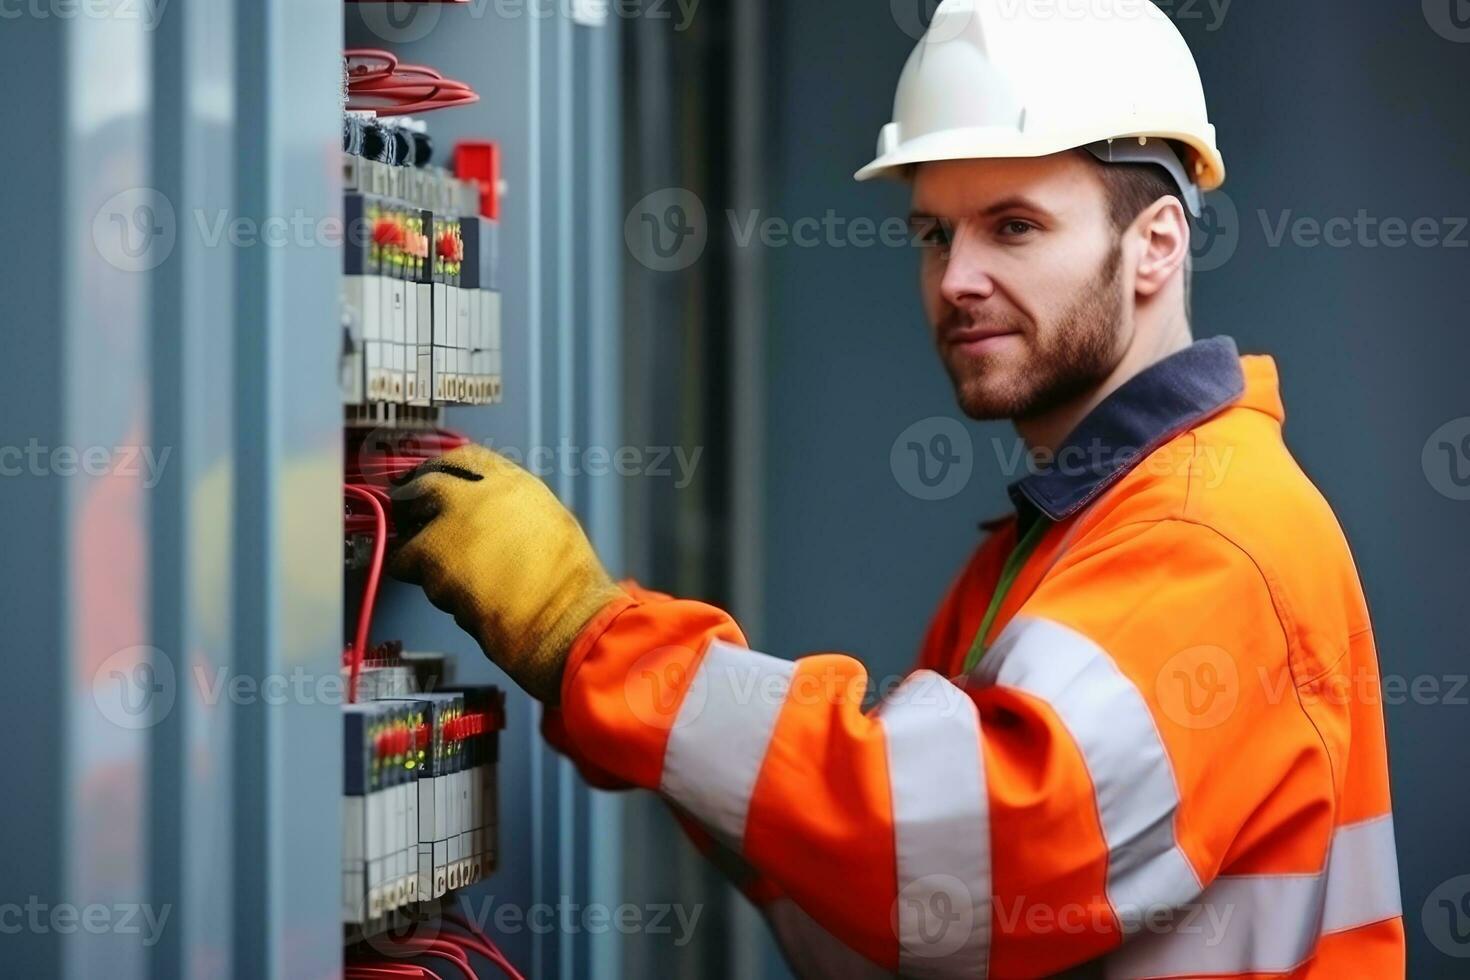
391,1,1403,976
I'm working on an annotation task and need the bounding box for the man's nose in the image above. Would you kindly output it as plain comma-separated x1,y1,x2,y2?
938,234,997,308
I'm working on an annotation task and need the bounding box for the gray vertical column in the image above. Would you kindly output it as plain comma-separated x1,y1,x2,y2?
727,0,769,975
0,10,79,979
0,0,178,975
64,4,156,971
579,12,627,980
232,0,342,975
539,9,578,978
147,0,240,974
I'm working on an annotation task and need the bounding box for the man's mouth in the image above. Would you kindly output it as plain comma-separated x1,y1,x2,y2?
942,324,1023,356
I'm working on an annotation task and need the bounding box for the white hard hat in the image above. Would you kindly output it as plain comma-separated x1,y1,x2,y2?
855,0,1226,214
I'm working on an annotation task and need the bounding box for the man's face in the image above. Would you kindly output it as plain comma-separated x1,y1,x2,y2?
910,153,1130,421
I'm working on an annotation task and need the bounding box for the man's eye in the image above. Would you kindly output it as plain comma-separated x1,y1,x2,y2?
910,217,953,249
1000,219,1036,237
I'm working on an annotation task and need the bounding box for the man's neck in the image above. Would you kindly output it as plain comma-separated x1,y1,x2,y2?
1015,316,1193,454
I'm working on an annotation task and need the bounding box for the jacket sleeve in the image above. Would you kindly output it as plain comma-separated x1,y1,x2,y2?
540,583,799,920
556,518,1325,977
540,581,679,791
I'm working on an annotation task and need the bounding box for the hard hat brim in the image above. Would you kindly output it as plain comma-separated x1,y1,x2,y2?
854,125,1226,192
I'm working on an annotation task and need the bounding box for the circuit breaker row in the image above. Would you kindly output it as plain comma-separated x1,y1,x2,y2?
341,154,503,408
343,675,504,931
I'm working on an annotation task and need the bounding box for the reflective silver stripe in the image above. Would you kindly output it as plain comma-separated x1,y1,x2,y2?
877,670,991,979
971,616,1202,930
765,897,895,980
659,639,795,847
1104,814,1402,978
1322,814,1401,933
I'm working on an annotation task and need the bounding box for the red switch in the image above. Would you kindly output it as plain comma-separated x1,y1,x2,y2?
453,141,501,221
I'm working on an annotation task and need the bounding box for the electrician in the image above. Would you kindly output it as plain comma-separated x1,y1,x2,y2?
390,1,1403,975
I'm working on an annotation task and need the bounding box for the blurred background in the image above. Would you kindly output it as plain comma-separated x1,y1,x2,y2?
2,0,1468,977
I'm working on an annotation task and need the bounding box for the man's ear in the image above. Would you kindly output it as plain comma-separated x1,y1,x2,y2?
1131,196,1191,299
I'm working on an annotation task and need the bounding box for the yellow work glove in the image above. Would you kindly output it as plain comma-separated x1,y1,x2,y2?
388,444,626,703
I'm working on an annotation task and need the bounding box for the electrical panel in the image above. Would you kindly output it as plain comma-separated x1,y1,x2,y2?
341,648,505,938
337,53,515,963
340,117,503,422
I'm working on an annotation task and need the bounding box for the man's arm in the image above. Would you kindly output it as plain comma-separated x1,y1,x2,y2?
389,447,1365,977
552,518,1329,975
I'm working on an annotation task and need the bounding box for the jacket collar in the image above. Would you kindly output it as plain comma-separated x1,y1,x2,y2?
1008,335,1246,523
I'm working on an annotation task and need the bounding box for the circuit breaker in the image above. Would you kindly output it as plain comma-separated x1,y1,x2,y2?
342,649,505,937
341,132,503,418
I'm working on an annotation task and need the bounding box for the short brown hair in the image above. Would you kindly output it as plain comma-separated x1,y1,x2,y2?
1090,154,1185,233
1086,150,1194,319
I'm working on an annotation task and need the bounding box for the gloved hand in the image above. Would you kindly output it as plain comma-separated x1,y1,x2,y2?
388,444,626,703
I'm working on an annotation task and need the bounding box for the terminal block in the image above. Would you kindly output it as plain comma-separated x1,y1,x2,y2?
342,649,505,937
340,147,503,414
343,700,423,925
343,193,430,406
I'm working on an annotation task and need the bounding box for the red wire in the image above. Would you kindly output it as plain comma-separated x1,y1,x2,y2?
345,430,470,487
444,913,527,980
441,934,521,980
377,938,478,980
416,953,472,980
341,428,471,698
343,485,388,703
345,48,479,115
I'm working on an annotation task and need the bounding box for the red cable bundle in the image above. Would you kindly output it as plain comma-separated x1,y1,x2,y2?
347,967,443,980
346,427,471,492
348,936,473,979
345,928,526,980
444,913,526,980
343,427,471,701
347,48,479,115
343,485,388,704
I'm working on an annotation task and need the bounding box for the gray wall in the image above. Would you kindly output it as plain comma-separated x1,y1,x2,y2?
757,1,1470,976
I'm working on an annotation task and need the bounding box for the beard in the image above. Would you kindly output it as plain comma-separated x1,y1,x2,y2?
941,240,1126,421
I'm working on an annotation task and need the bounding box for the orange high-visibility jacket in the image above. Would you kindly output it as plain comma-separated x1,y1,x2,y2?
545,338,1403,978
